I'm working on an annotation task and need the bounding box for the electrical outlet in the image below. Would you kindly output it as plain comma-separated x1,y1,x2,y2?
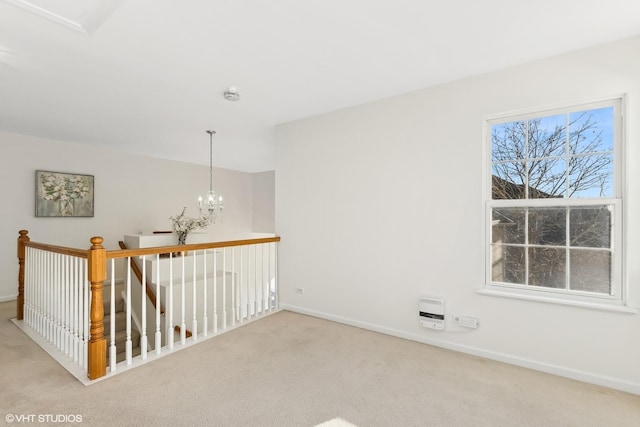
456,316,479,328
296,288,304,295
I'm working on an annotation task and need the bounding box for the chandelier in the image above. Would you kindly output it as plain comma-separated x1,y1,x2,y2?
198,130,224,223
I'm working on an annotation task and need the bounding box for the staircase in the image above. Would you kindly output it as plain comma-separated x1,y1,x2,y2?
103,283,141,364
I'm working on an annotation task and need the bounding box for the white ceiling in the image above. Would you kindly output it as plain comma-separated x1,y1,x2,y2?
1,0,639,172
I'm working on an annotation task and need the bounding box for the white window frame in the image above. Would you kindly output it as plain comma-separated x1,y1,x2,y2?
480,97,632,312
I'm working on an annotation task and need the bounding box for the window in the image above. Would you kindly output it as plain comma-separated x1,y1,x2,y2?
484,99,625,308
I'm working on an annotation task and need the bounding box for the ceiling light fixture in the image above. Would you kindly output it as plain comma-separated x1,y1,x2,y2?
198,130,224,223
223,86,240,101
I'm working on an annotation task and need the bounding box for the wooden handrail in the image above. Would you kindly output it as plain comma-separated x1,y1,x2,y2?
23,241,88,258
107,236,281,259
118,241,165,315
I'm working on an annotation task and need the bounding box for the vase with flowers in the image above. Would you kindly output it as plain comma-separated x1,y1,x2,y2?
169,207,208,246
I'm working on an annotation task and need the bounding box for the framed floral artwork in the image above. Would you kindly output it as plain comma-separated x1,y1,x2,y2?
35,170,94,217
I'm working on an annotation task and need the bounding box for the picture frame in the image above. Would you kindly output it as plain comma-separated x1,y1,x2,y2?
35,170,94,217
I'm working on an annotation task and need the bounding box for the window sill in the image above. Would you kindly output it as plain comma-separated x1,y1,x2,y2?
477,289,638,314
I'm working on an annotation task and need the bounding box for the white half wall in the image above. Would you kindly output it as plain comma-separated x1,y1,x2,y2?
275,36,640,394
0,131,274,301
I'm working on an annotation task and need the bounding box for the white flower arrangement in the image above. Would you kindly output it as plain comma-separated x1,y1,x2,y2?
170,207,208,244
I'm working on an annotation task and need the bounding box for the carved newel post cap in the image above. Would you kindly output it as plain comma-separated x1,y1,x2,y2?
90,236,104,249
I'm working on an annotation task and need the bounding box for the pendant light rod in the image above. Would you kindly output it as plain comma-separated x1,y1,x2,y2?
198,130,224,223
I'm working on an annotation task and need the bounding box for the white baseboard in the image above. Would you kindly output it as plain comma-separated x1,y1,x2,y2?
0,295,17,303
279,303,640,396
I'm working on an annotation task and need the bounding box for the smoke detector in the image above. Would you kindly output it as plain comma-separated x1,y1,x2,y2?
223,86,240,101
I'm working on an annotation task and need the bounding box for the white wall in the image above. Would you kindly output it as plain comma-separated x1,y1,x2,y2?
0,131,274,301
252,171,275,233
275,36,640,394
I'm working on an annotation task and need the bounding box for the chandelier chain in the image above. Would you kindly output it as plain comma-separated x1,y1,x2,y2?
209,131,213,191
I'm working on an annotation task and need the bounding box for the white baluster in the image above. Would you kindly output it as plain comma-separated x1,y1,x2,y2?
141,256,147,360
73,255,79,357
274,242,279,309
249,245,255,319
126,257,132,365
25,248,32,328
49,251,54,340
238,247,243,322
254,244,259,316
232,247,238,325
35,249,41,332
268,243,273,311
44,250,48,336
263,244,268,312
30,248,36,329
243,246,249,322
225,248,229,329
67,255,73,356
155,253,161,355
77,255,84,367
52,252,57,346
213,249,218,334
47,251,52,342
36,248,42,329
60,254,66,351
38,250,44,335
192,251,198,341
180,253,186,345
56,253,62,347
61,256,66,354
83,259,90,371
66,256,71,357
109,260,117,372
203,249,208,337
61,255,66,351
168,253,174,350
52,251,57,341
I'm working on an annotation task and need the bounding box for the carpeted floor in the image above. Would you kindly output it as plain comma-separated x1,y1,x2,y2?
0,300,638,426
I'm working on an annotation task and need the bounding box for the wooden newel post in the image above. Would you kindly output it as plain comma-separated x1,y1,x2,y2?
17,230,30,320
87,236,107,380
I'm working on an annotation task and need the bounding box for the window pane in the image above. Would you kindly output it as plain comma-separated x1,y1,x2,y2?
568,155,614,198
569,107,614,154
569,206,611,248
492,121,526,162
487,100,620,301
492,162,526,199
528,158,566,198
492,208,525,244
529,208,566,246
569,249,611,294
528,115,566,159
491,245,525,284
529,247,566,288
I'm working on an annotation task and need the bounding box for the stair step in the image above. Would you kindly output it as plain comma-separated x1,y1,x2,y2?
103,295,125,314
113,346,142,364
103,311,128,336
109,328,141,348
102,283,125,314
106,328,142,362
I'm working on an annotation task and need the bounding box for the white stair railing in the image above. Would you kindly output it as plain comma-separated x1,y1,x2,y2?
22,246,90,371
17,232,280,382
106,238,279,375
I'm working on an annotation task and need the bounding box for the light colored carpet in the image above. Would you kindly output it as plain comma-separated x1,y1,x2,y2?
0,300,638,427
